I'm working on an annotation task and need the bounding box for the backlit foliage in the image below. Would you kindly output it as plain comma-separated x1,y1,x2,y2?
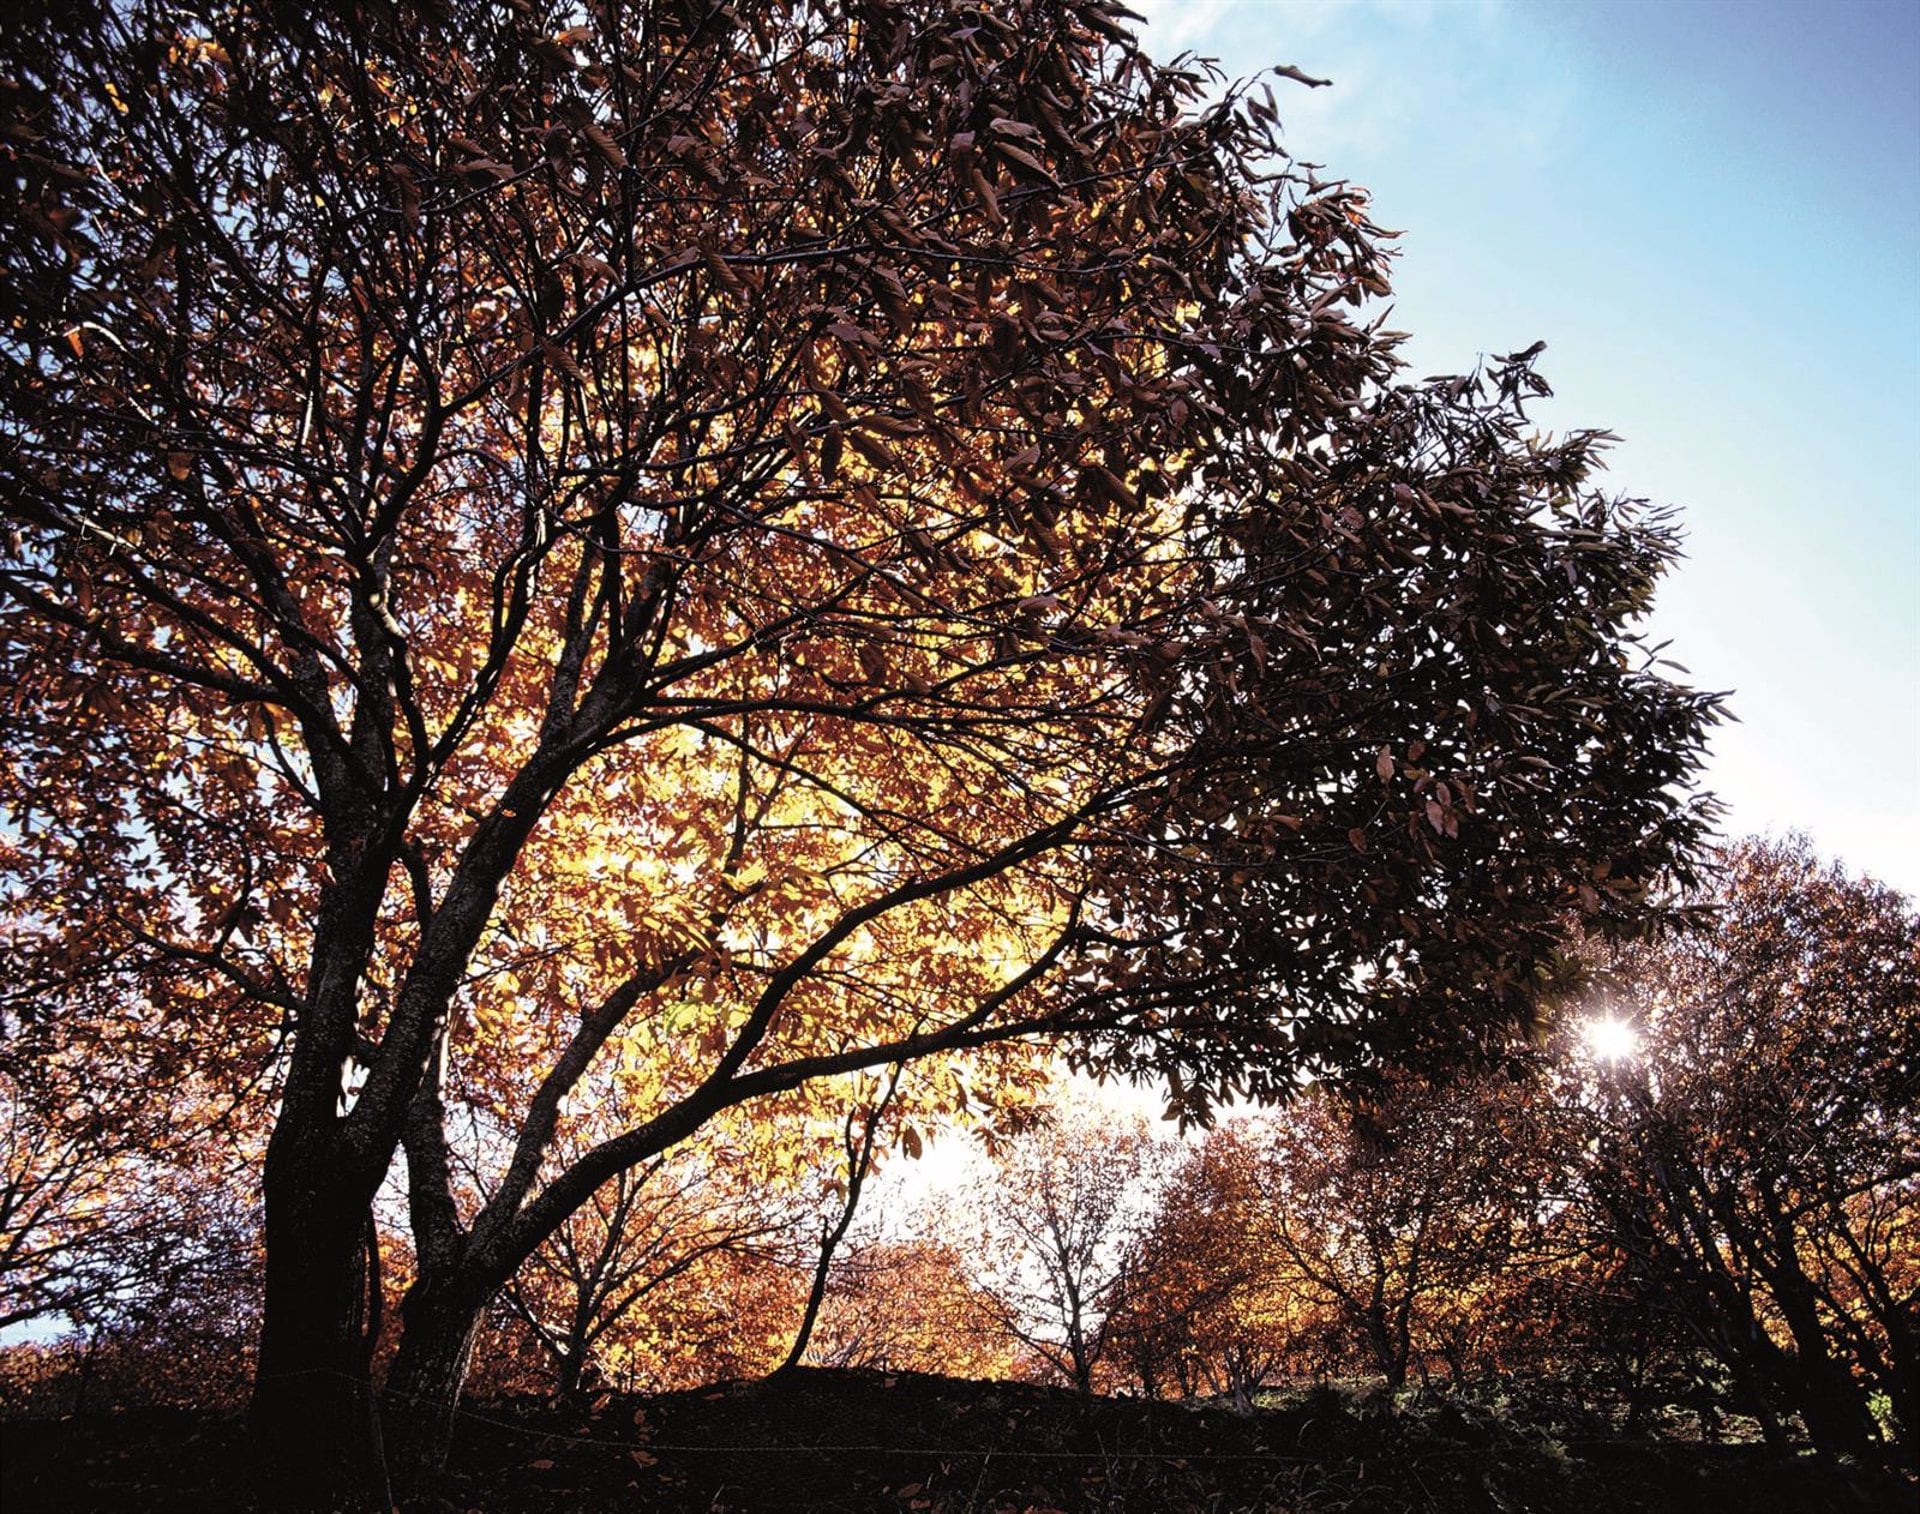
0,0,1720,1486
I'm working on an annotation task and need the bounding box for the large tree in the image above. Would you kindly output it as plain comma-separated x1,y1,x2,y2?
0,0,1718,1495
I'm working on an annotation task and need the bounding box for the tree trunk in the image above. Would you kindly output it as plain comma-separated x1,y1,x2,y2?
1364,1309,1407,1391
1754,1205,1883,1462
382,1277,483,1494
1884,1323,1916,1463
251,1173,387,1510
1791,1358,1881,1463
1072,1349,1093,1396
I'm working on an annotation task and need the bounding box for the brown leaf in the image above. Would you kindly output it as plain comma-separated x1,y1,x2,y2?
570,251,619,283
1275,63,1333,89
847,429,900,470
815,387,854,425
992,140,1054,181
967,165,1002,225
582,122,626,169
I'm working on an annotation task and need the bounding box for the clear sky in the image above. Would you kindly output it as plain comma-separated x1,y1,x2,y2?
1133,0,1920,898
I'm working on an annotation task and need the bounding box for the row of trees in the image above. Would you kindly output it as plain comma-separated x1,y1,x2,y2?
922,841,1914,1466
1,0,1723,1499
5,840,1912,1474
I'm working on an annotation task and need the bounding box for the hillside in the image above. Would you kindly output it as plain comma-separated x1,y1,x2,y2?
4,1368,1911,1513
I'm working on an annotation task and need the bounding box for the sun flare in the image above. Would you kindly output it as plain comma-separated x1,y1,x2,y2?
1583,1016,1640,1062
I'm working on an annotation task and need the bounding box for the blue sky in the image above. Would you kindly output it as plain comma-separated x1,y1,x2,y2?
1133,0,1920,897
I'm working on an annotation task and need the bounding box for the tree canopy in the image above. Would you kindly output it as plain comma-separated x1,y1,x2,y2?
1574,838,1919,1461
0,0,1719,1494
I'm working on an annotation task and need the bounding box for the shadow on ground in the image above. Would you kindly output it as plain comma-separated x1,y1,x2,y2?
4,1366,1912,1512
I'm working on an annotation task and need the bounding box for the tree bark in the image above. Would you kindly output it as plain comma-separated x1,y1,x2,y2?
251,1163,387,1510
382,1277,483,1495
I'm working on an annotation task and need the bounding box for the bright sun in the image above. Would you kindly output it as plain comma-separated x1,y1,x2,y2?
1583,1016,1640,1062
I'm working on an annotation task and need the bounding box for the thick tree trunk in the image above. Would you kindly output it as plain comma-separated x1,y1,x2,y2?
1792,1359,1881,1463
251,1171,387,1510
382,1277,483,1494
1754,1207,1883,1462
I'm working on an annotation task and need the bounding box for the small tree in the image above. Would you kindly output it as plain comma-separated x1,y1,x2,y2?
1105,1124,1302,1406
1248,1077,1549,1392
802,1237,1015,1379
496,1119,807,1398
958,1107,1166,1393
0,1067,259,1389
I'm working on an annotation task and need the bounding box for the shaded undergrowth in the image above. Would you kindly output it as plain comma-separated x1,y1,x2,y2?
3,1367,1912,1512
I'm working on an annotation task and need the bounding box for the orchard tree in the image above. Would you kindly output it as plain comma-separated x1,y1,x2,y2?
800,1237,1016,1379
0,1068,256,1344
1,0,1719,1495
1569,839,1919,1464
491,1107,809,1398
1247,1080,1542,1391
1105,1124,1303,1407
957,1106,1167,1393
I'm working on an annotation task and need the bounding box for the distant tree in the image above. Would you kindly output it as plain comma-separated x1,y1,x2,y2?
959,1107,1167,1393
0,0,1720,1494
0,1067,256,1365
1568,839,1919,1464
0,1071,133,1335
495,1117,807,1398
1248,1077,1550,1392
803,1237,1015,1379
1105,1124,1303,1407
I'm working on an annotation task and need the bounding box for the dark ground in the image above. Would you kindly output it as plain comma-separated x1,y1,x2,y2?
2,1367,1912,1512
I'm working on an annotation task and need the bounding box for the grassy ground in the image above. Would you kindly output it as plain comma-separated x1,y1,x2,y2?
3,1367,1912,1512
